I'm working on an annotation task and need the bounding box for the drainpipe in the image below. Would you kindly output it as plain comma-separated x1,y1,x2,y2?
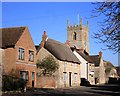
86,63,88,80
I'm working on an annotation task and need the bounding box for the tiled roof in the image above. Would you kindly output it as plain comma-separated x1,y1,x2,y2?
90,55,100,66
44,38,80,64
77,51,93,63
0,27,26,48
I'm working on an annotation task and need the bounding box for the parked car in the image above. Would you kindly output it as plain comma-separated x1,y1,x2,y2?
80,78,91,86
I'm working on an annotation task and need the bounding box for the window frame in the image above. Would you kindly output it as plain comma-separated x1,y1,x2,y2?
20,71,29,81
18,48,25,60
63,72,67,81
29,50,34,62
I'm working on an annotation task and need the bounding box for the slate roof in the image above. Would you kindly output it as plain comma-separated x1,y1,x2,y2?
0,27,26,48
90,55,100,66
44,38,80,64
77,51,93,63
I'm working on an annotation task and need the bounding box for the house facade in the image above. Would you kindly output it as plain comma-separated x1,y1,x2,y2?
71,48,95,85
0,27,36,87
36,32,81,88
90,51,106,84
0,48,4,92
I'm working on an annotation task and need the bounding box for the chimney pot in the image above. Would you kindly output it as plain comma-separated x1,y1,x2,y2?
44,31,46,35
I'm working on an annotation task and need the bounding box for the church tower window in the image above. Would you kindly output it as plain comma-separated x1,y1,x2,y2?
73,32,77,40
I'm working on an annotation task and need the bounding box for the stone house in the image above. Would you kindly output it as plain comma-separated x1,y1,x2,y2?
0,48,4,91
0,26,36,87
72,48,95,85
104,61,119,83
90,51,106,84
36,32,81,88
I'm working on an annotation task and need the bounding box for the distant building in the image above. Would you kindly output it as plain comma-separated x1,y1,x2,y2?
104,61,119,83
0,27,37,87
36,32,81,88
90,51,106,84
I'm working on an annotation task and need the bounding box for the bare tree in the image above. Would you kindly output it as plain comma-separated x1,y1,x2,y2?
92,1,120,53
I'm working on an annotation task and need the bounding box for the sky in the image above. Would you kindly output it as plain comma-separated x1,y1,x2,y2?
1,2,119,66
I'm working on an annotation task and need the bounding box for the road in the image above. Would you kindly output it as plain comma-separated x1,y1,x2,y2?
33,84,120,96
2,84,120,96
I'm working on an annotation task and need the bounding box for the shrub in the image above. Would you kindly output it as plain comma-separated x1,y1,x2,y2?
2,75,26,92
37,55,59,76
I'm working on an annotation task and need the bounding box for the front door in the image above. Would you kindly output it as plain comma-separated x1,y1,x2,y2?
32,72,35,87
69,72,72,87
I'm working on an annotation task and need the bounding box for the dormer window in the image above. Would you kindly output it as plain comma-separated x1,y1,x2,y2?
73,32,77,40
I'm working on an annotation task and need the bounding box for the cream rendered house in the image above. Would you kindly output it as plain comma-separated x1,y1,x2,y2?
71,48,95,85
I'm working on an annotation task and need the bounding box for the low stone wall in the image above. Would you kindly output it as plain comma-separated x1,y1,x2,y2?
36,76,56,88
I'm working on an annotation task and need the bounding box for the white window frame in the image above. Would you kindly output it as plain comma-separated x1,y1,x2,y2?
18,48,25,60
29,50,34,62
63,72,67,81
74,73,77,81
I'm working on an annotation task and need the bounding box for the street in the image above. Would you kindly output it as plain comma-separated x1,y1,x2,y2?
33,84,120,96
2,84,120,96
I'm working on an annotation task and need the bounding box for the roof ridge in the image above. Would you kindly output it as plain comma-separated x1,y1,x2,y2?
0,26,27,29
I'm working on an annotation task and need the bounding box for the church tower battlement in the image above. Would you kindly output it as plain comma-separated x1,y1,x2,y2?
67,18,90,54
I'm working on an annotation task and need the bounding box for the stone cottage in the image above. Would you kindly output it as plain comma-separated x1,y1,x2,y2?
36,31,81,88
90,51,106,84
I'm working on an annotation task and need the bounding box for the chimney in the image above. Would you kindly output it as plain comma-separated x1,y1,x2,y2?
44,31,46,35
99,51,102,58
42,31,47,41
40,31,48,47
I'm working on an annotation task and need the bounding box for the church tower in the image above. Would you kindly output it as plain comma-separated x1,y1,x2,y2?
67,18,90,54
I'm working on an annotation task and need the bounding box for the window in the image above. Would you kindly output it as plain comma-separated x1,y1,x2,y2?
18,48,24,60
73,32,77,40
29,50,34,62
63,72,67,81
20,71,28,81
74,63,77,68
74,73,77,81
32,72,35,81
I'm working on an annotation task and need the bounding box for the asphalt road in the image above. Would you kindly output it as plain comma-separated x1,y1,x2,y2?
33,84,120,96
2,84,120,96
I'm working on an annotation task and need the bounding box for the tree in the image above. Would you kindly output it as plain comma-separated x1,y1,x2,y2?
37,55,59,76
92,1,120,53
